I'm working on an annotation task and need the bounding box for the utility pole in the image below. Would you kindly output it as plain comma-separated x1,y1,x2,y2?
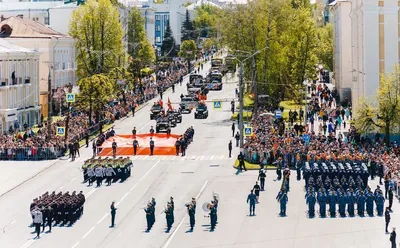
304,81,308,127
47,69,52,141
239,63,244,151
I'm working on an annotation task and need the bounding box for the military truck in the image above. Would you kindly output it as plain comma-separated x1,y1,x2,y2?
156,118,171,133
150,103,162,120
194,103,208,119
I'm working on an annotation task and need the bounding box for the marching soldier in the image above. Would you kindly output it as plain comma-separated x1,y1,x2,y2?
317,188,327,218
258,170,266,191
95,166,104,187
247,190,256,216
149,138,155,156
105,166,116,186
133,138,139,156
87,166,95,186
180,137,186,157
276,189,288,217
306,189,316,218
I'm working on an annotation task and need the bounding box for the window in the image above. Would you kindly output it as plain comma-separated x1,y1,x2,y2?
164,15,169,21
156,37,161,43
44,17,49,25
155,15,160,21
32,17,39,22
156,25,161,31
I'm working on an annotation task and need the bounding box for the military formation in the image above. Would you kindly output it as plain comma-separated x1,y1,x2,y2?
30,191,85,237
174,127,195,156
82,157,132,187
302,161,389,218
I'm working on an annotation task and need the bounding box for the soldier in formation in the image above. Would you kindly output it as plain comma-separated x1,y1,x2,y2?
304,160,387,218
82,157,132,187
30,191,85,232
185,198,196,232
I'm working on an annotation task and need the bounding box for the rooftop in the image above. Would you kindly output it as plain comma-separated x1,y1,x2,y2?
0,16,69,38
0,38,37,54
0,1,64,11
186,0,221,10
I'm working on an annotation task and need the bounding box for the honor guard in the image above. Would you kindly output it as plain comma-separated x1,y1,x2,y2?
209,204,217,231
110,201,117,227
276,189,288,217
133,138,139,156
306,189,316,218
317,188,327,218
164,203,172,232
175,139,181,156
95,166,104,187
149,138,155,156
112,139,117,158
144,204,153,232
105,166,116,186
186,203,195,231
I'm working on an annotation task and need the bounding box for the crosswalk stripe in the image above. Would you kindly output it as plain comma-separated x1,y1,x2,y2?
218,155,224,160
180,157,185,161
210,155,215,160
200,156,205,160
191,156,196,160
171,156,176,160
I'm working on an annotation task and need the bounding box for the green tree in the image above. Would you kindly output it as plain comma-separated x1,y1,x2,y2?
355,65,400,146
179,40,197,71
194,4,222,38
181,9,196,42
316,23,333,71
77,74,114,126
69,0,125,78
161,21,177,57
127,6,156,78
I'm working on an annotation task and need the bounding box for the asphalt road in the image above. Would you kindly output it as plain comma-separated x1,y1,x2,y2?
0,59,398,248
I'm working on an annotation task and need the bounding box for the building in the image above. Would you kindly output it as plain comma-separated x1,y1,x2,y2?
0,39,40,133
331,0,400,109
0,16,76,118
0,1,65,26
330,0,352,103
48,2,78,35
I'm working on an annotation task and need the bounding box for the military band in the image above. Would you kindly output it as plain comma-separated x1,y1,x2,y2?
30,191,85,232
82,157,132,187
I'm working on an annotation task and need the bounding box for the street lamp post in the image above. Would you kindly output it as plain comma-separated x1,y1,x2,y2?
231,47,268,151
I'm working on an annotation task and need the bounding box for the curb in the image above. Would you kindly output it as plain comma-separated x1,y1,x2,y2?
0,160,58,199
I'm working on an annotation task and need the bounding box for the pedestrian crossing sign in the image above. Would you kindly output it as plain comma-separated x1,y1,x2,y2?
56,127,65,136
213,101,222,109
66,93,75,103
244,127,253,137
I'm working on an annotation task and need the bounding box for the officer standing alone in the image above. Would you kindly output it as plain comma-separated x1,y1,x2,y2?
110,201,117,227
133,138,139,156
386,207,391,233
149,138,155,156
112,139,117,158
231,123,235,137
228,141,232,158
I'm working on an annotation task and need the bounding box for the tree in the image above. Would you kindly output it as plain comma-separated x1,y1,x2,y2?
69,0,125,78
77,74,114,126
194,4,222,38
127,6,155,78
181,9,196,42
316,23,333,71
161,21,177,57
179,40,197,72
355,65,400,146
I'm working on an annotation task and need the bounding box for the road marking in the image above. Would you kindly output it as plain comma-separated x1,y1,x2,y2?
11,220,16,225
59,186,64,190
82,226,95,239
97,213,109,224
171,156,176,160
20,240,35,248
210,155,215,160
138,121,152,132
71,177,76,182
218,155,224,160
71,242,80,248
86,188,97,198
163,180,209,248
118,192,130,205
191,156,196,160
128,160,160,194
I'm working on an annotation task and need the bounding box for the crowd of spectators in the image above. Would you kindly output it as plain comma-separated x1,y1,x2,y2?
0,60,189,161
243,81,400,185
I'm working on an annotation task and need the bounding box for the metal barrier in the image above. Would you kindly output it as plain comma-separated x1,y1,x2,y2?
0,147,65,161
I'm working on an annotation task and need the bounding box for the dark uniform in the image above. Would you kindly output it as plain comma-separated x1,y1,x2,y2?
149,138,155,156
258,170,266,191
133,139,139,156
175,139,181,156
110,202,117,227
112,141,117,158
228,141,232,158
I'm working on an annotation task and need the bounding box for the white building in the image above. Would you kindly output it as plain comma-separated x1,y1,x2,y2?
0,39,40,133
0,1,65,26
0,16,76,118
331,0,400,109
48,2,78,35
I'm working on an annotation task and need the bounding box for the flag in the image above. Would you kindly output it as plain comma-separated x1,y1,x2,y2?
159,99,163,107
167,97,172,110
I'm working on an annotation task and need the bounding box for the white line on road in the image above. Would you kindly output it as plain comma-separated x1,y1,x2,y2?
138,121,152,132
210,155,215,160
59,186,64,190
71,177,76,182
82,226,95,239
163,180,209,248
97,213,109,224
20,240,35,248
11,220,16,225
71,242,80,248
86,188,97,198
118,192,130,204
127,160,160,194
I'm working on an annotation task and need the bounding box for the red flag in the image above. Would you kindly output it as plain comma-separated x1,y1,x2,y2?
159,99,163,107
